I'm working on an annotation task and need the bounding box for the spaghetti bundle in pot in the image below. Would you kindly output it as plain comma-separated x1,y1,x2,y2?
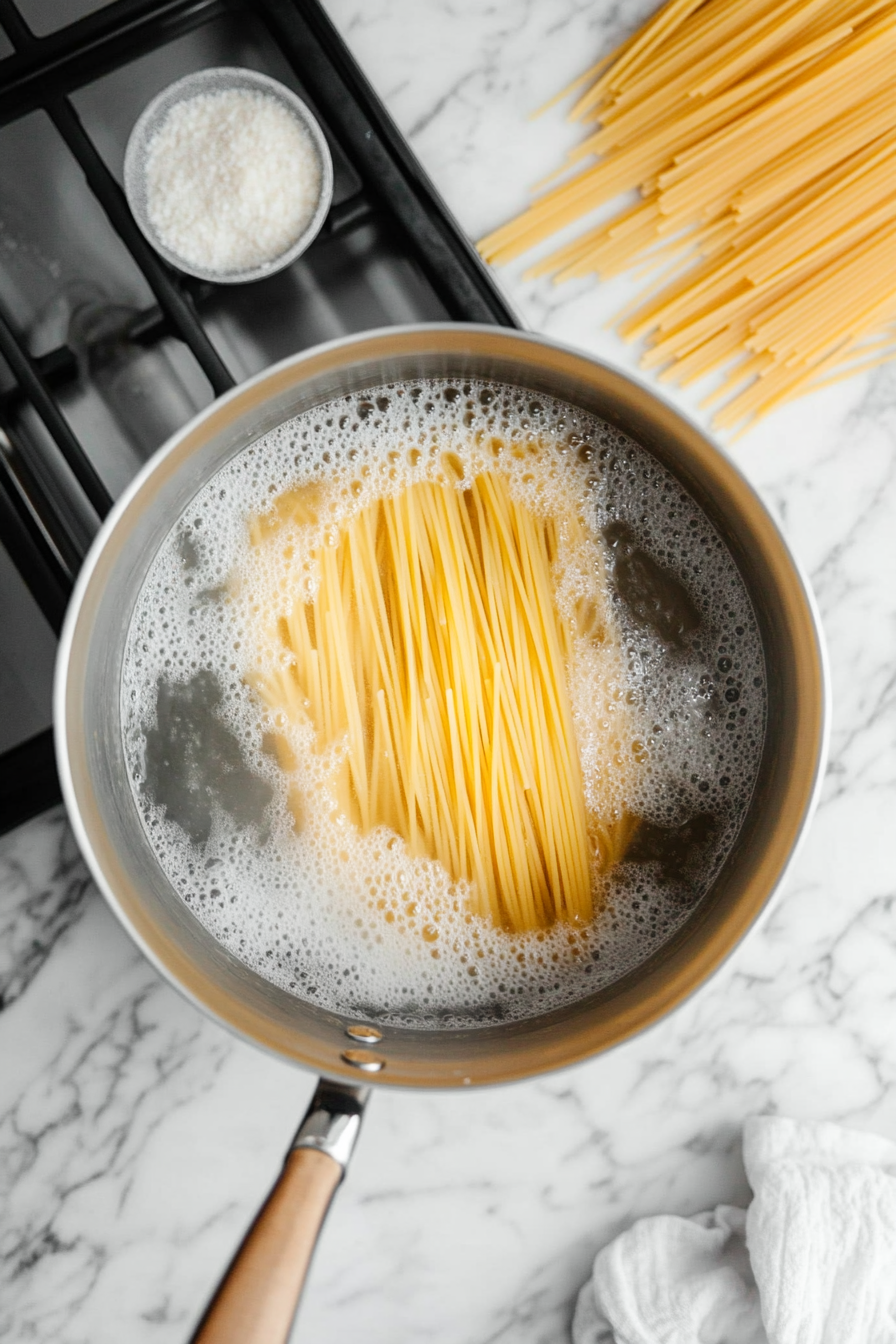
247,468,634,936
479,0,896,432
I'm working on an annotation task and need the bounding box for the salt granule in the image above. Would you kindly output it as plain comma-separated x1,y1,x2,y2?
144,87,322,273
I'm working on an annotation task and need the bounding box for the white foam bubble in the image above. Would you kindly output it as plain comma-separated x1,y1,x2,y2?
121,379,765,1027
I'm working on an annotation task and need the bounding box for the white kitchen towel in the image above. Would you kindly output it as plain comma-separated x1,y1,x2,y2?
572,1116,896,1344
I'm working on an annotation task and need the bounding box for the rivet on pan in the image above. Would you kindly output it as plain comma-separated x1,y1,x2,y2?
341,1048,386,1072
345,1024,383,1044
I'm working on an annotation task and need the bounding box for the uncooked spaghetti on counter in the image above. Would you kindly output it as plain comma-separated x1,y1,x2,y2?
478,0,896,433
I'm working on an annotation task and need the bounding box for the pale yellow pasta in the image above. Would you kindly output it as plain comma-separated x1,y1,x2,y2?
248,473,632,934
478,0,896,432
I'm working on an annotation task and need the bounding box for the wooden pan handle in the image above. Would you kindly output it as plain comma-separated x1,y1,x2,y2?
190,1080,369,1344
192,1147,341,1344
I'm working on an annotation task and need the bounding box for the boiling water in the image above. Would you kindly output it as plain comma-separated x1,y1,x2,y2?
121,379,765,1027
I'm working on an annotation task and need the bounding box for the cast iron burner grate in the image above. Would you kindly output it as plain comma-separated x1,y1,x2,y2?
0,0,518,835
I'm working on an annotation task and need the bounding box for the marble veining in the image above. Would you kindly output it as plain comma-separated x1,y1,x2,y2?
2,3,895,1342
0,807,90,1012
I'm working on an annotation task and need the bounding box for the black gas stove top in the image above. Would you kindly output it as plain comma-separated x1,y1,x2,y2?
0,0,518,836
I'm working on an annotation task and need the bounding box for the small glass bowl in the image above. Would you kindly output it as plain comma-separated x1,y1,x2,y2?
123,66,334,285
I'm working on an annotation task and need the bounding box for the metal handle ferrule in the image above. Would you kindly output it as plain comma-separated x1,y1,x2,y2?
291,1080,369,1171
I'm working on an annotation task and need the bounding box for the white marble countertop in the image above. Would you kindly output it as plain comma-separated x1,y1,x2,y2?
2,3,896,1341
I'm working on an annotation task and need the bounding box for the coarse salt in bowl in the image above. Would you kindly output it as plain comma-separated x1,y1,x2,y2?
124,67,334,284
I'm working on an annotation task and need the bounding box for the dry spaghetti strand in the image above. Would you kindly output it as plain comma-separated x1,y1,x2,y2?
478,0,896,432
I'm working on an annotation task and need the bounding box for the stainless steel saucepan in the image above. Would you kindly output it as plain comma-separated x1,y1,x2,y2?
55,325,828,1343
